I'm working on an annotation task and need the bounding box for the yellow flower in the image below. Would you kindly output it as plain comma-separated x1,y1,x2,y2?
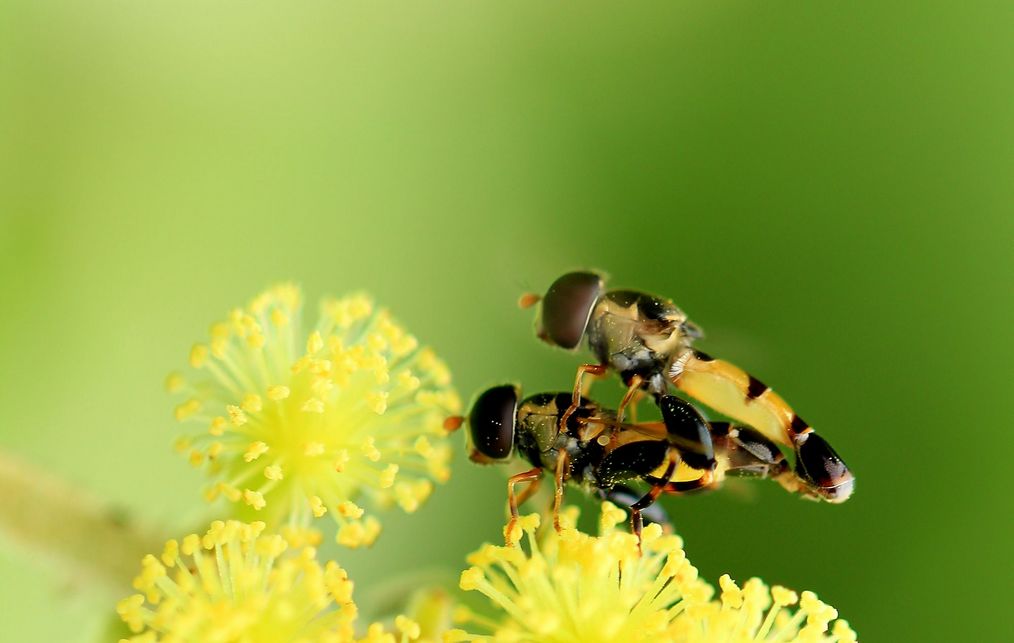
673,575,857,643
116,520,358,642
449,504,857,643
169,284,460,547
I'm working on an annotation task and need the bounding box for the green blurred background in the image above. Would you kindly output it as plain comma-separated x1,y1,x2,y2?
1,1,1012,641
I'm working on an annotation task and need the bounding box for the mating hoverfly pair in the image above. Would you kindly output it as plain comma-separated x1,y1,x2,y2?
447,272,854,542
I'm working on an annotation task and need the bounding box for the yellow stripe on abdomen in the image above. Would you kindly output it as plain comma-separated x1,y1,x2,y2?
648,459,705,482
672,355,803,449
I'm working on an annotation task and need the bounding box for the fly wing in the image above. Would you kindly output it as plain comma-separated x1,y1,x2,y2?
585,417,667,442
598,309,675,341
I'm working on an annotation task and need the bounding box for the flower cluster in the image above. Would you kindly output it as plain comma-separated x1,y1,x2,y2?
448,504,857,643
117,520,430,643
117,520,359,642
168,285,460,547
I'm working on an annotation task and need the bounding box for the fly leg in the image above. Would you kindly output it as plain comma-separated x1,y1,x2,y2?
552,449,570,532
559,363,608,431
615,375,644,424
505,467,543,545
514,473,543,508
629,455,677,552
601,485,671,529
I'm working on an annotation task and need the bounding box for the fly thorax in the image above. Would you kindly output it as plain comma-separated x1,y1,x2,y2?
643,320,689,357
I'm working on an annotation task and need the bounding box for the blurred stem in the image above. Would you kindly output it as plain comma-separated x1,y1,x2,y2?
0,450,163,593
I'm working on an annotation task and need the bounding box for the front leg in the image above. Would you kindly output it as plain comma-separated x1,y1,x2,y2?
615,375,644,424
552,449,570,532
514,471,544,508
505,467,543,545
559,363,607,431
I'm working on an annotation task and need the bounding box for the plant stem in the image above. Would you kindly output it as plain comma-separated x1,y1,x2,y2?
0,450,163,592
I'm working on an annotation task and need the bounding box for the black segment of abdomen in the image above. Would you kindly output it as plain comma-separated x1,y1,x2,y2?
795,432,850,488
658,395,715,470
746,375,768,400
594,440,668,489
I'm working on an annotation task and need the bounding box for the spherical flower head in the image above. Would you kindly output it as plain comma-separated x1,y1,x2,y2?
169,284,461,547
451,503,857,643
116,520,358,642
451,504,711,642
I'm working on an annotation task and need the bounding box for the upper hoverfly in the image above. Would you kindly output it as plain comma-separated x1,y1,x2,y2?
519,271,854,505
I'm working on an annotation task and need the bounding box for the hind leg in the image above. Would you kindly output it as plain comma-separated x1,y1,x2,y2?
601,484,671,528
628,455,677,550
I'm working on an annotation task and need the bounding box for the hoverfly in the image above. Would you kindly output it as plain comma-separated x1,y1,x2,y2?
449,384,806,542
519,271,854,505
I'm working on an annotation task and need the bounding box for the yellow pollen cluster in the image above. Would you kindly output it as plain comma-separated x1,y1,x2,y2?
672,575,857,643
450,505,710,642
116,520,358,642
449,504,858,643
169,284,461,547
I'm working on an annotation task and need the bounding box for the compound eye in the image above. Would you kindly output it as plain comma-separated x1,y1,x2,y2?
537,272,604,350
467,385,519,461
794,432,854,503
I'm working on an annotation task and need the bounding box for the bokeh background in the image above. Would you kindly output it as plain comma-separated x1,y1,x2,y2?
2,2,1012,641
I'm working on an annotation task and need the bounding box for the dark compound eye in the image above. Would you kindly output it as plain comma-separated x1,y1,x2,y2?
467,385,519,461
537,272,604,350
794,431,854,503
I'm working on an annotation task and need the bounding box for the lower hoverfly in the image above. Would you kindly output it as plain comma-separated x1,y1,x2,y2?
447,385,809,543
